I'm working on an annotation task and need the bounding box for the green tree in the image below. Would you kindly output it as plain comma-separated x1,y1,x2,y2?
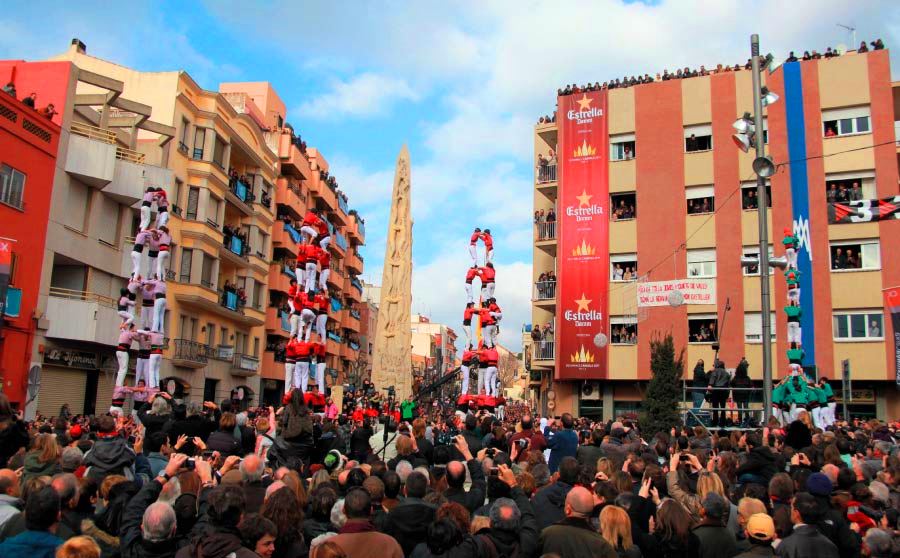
642,333,685,438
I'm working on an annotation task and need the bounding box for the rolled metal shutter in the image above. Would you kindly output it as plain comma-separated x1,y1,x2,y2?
37,368,87,417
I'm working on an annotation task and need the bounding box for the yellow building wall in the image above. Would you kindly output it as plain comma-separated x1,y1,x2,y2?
609,219,636,254
832,341,888,380
608,88,635,135
610,160,636,192
830,271,883,309
818,54,871,109
608,345,638,380
682,77,712,125
684,151,714,185
686,214,716,248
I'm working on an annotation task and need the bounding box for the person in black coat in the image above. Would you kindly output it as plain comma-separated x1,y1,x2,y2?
168,402,220,456
138,393,175,442
0,394,29,469
206,413,242,457
735,433,777,485
533,457,579,530
730,358,753,426
443,436,486,514
384,472,436,556
120,455,185,558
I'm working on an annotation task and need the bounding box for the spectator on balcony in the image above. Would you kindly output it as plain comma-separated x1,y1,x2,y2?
850,182,862,201
531,325,543,347
826,184,838,202
2,82,15,98
537,154,548,182
612,264,624,281
22,93,36,109
545,208,556,223
623,267,633,281
39,104,56,120
872,38,885,50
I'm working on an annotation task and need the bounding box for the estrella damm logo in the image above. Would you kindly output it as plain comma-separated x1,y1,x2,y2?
565,190,604,223
570,344,595,363
572,239,596,257
564,294,603,327
567,94,604,124
572,139,597,158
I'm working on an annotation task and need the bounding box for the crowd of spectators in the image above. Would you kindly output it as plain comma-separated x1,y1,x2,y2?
831,247,862,271
535,151,558,182
223,224,250,255
828,182,864,203
611,264,637,282
535,271,556,298
2,83,57,120
1,386,899,558
612,199,636,221
610,325,637,345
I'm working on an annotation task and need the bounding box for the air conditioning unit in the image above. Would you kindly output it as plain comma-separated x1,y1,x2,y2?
580,381,601,401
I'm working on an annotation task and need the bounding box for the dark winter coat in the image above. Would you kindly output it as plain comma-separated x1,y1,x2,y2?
532,481,572,531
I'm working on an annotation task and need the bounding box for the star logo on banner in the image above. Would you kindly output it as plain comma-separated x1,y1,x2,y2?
575,293,592,312
576,94,592,111
576,190,593,207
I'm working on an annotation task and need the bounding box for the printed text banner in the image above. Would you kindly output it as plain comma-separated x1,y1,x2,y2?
637,279,717,308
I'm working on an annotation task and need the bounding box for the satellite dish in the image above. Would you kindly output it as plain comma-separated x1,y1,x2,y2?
594,333,608,348
25,365,41,404
836,43,848,55
668,290,684,307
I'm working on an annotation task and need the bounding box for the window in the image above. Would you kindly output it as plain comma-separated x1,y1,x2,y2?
610,317,637,344
212,135,227,169
834,311,884,340
741,183,771,210
0,164,26,209
686,185,715,215
742,245,773,276
179,248,193,283
200,252,214,288
186,187,200,220
206,323,215,347
684,124,713,152
220,327,229,347
179,117,190,152
193,127,206,159
687,249,716,278
610,253,638,281
825,173,876,202
253,337,260,357
744,312,776,342
172,179,183,210
206,195,220,229
258,232,269,258
253,281,263,309
823,106,871,137
610,134,636,161
688,315,718,343
830,240,880,271
610,192,636,220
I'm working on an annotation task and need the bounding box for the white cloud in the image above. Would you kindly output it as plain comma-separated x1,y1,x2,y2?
297,73,421,120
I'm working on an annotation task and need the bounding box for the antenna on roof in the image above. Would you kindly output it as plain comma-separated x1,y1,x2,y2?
837,23,856,50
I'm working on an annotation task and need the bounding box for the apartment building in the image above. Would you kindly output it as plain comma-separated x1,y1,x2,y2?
0,39,367,414
531,48,900,420
0,88,61,409
411,314,458,390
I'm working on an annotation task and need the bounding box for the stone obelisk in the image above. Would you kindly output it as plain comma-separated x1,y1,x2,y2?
371,146,413,400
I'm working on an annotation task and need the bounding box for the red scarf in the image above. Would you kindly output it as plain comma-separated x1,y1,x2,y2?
339,519,375,534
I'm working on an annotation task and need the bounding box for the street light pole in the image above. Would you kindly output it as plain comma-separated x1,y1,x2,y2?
750,34,774,422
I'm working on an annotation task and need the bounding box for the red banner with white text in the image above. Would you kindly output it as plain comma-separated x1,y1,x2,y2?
555,91,610,380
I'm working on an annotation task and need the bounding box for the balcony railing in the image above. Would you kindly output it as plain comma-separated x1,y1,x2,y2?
225,235,246,257
534,280,557,300
536,164,557,184
173,339,208,365
283,223,302,243
232,353,260,374
327,331,343,343
48,287,116,308
349,341,360,351
335,233,348,250
532,341,555,361
230,179,250,203
535,222,557,241
338,195,349,215
279,311,291,332
70,122,116,144
349,308,361,320
221,290,239,311
350,277,363,294
115,146,146,164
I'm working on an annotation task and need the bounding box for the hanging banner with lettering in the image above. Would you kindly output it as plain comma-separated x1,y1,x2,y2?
636,279,717,307
884,286,900,386
828,197,900,223
556,91,610,380
0,238,12,336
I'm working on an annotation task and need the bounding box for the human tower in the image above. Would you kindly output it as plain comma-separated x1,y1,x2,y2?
112,187,172,412
457,228,504,408
772,227,836,427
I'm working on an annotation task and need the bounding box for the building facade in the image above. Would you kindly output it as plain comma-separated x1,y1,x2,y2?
0,87,61,408
531,48,900,420
411,314,458,389
0,39,366,415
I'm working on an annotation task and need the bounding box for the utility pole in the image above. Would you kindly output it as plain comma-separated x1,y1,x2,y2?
751,34,774,422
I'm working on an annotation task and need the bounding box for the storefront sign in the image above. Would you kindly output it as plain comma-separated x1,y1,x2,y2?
636,279,716,307
43,349,99,369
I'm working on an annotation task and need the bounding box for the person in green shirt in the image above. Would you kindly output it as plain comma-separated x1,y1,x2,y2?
818,376,836,427
772,382,787,425
785,304,802,346
786,342,805,365
786,271,800,305
400,395,416,422
782,227,799,268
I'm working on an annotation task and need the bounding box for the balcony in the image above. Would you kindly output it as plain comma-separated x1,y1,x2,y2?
533,281,557,309
535,222,557,242
261,350,285,381
536,164,558,185
222,92,269,131
312,177,338,211
225,179,253,215
345,309,361,332
219,234,249,268
341,342,359,360
2,286,22,318
268,263,296,294
65,122,117,187
345,250,363,275
173,284,264,327
275,179,304,218
171,339,209,368
532,341,555,365
529,370,543,385
272,223,300,257
103,156,174,206
278,133,311,179
265,307,291,337
231,353,260,377
45,288,121,345
327,267,344,291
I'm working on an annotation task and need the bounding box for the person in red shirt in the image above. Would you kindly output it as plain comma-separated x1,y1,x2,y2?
317,247,331,291
300,209,321,244
295,243,309,288
313,292,329,341
297,290,317,342
481,228,494,263
284,337,303,394
352,406,364,423
464,265,479,303
486,298,503,347
295,338,312,393
479,306,496,348
314,342,327,393
315,215,331,251
460,345,477,395
478,263,496,300
480,345,499,396
304,384,326,413
462,302,476,346
468,227,482,264
304,244,321,293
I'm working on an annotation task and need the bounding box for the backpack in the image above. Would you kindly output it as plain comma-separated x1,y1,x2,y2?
476,534,519,558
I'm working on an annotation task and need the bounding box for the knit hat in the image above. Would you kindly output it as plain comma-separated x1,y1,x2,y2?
806,473,832,497
324,449,342,472
746,513,775,541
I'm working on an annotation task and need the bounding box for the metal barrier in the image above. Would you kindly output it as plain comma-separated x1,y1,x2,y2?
535,222,556,240
534,280,556,300
48,287,116,308
173,339,208,365
115,146,146,164
680,382,764,429
70,122,116,144
532,341,555,361
536,164,557,184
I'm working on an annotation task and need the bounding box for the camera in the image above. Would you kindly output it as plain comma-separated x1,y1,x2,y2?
485,448,496,458
185,459,195,471
489,467,499,476
516,439,528,449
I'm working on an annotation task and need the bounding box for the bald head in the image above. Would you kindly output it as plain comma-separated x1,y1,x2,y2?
822,464,840,485
447,461,466,489
0,469,19,497
265,481,286,501
240,454,263,483
142,501,176,542
565,487,594,518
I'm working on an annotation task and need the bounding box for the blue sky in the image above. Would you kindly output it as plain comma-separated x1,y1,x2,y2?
2,0,898,351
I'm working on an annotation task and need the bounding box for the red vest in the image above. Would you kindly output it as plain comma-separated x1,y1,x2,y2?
479,266,495,282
